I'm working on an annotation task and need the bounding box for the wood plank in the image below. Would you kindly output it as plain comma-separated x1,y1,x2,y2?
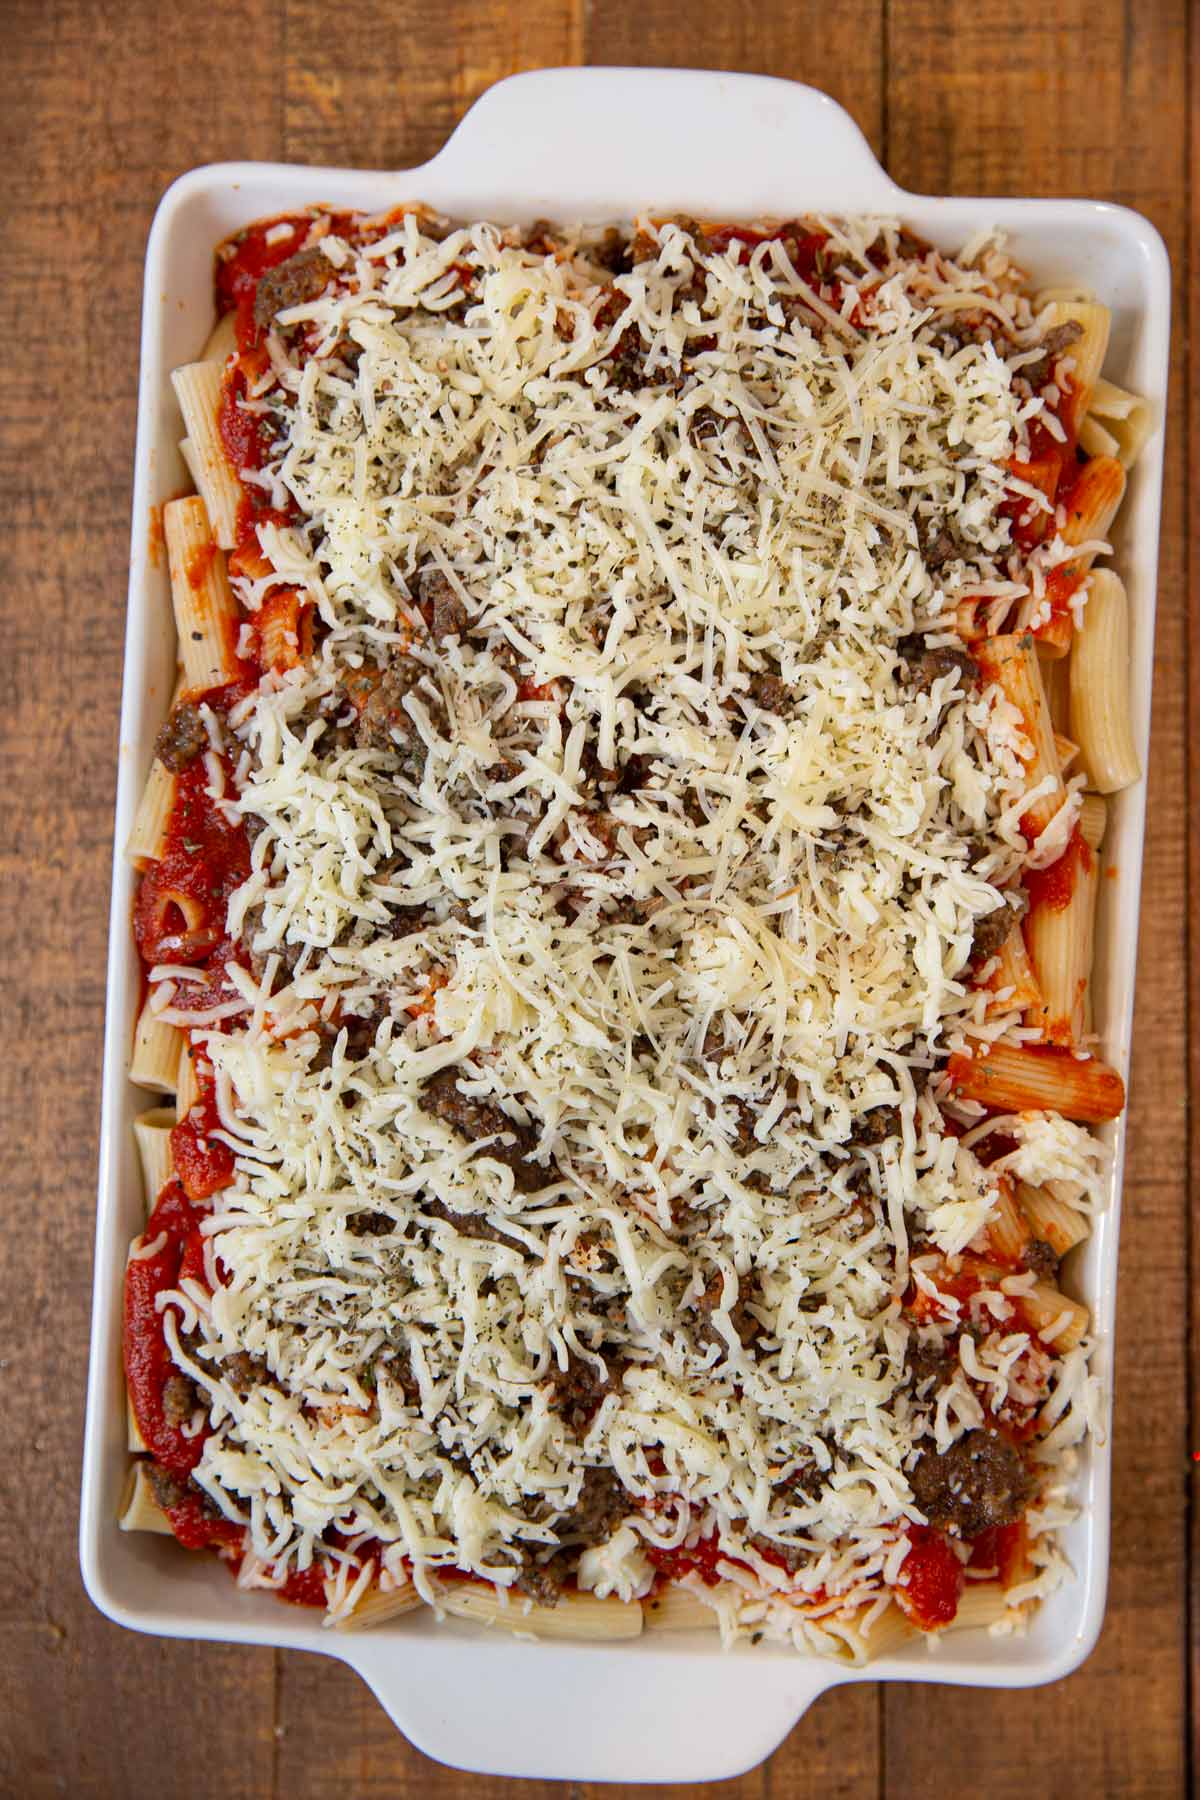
0,0,284,1794
883,4,1190,1793
1188,6,1200,1794
585,0,884,159
283,0,584,170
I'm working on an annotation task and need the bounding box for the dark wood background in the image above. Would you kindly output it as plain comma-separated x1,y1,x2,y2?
1,1,1192,1794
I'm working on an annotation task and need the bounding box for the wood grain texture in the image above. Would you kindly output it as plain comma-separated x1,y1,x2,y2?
1188,2,1200,1789
585,0,884,157
0,0,1190,1795
0,1,285,1795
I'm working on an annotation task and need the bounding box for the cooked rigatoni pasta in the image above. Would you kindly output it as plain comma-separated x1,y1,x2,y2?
1069,570,1141,793
163,496,241,691
120,207,1147,1654
171,364,242,550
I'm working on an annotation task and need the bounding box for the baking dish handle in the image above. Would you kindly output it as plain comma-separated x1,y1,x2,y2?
342,1629,847,1782
419,67,901,216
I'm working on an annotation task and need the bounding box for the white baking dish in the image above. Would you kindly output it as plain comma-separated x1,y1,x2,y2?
81,67,1170,1784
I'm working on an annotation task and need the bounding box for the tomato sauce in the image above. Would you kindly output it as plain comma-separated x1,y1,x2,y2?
133,757,250,967
274,1560,329,1608
172,1064,236,1201
646,1534,728,1588
967,1521,1028,1585
215,214,312,353
515,678,557,704
703,224,830,284
217,363,302,560
895,1525,964,1629
1024,826,1092,914
123,1180,209,1475
159,1481,244,1554
905,1256,986,1324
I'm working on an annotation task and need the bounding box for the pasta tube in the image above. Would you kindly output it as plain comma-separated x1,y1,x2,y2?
1069,570,1140,793
946,1042,1124,1122
171,364,241,550
164,496,241,692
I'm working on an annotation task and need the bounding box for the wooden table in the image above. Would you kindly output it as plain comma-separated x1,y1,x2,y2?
1,1,1192,1793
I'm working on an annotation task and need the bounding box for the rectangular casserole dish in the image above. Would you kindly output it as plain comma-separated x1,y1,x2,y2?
81,66,1170,1785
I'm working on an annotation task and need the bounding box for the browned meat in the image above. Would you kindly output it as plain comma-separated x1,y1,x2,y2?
347,1209,393,1238
748,1532,805,1572
730,1099,759,1153
776,1445,831,1503
381,1343,422,1404
253,247,332,331
604,892,665,927
346,1001,391,1057
423,1195,527,1255
849,1104,900,1148
906,1334,956,1391
590,228,633,275
689,405,723,445
386,903,433,939
354,659,433,767
695,1271,760,1350
154,703,208,773
1023,320,1084,387
559,1467,629,1546
419,566,468,641
544,1353,618,1432
512,1545,574,1604
596,293,650,393
899,634,978,694
909,1428,1032,1538
747,671,790,715
146,1463,188,1513
608,338,649,392
921,525,958,571
161,1373,200,1427
243,904,306,985
221,1351,269,1395
614,752,654,796
418,1067,549,1192
1021,1238,1061,1282
968,892,1027,967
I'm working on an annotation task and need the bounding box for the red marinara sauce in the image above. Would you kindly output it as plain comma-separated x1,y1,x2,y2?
159,1479,244,1554
134,753,251,968
968,1521,1028,1586
215,213,311,352
274,1560,329,1608
895,1525,964,1630
123,1179,210,1475
1024,825,1093,914
217,364,302,561
645,1534,728,1588
171,1062,237,1201
703,223,830,283
1040,562,1085,632
214,215,315,555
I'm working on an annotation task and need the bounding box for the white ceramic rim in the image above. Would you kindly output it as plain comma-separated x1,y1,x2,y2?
80,67,1171,1785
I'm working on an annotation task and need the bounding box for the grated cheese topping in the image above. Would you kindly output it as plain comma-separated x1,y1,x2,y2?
157,213,1109,1633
